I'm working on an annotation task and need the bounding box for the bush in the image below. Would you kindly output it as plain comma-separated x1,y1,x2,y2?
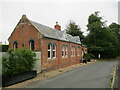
83,53,94,60
2,48,37,76
89,53,94,59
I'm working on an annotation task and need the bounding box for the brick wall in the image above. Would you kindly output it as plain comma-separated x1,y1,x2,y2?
9,18,41,51
40,38,82,71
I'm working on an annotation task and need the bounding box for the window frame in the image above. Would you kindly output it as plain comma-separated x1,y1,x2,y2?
13,41,18,50
29,40,34,51
71,46,76,57
78,46,80,56
48,43,52,59
62,45,65,58
71,46,73,57
53,44,56,59
65,45,68,58
73,46,76,57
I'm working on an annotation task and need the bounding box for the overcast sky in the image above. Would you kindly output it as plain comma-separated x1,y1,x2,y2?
0,0,119,44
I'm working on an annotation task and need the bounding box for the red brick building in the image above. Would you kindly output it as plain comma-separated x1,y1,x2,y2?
8,15,87,71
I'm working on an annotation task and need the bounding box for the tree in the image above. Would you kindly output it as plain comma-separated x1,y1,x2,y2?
65,21,84,42
109,23,120,56
84,11,118,58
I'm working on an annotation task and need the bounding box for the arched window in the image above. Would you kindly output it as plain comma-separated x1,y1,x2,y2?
62,45,65,57
78,46,80,56
71,46,75,57
13,41,18,50
71,46,73,56
74,46,76,56
48,43,52,59
53,44,56,59
29,40,34,51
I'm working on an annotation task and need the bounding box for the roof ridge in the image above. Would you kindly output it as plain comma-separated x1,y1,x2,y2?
30,20,57,31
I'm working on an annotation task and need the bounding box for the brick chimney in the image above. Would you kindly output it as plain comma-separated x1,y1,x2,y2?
54,22,61,31
22,14,26,18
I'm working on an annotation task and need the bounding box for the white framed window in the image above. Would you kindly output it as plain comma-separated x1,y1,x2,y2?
48,44,52,59
73,46,76,56
78,46,80,56
13,41,18,50
71,46,73,56
71,46,75,57
62,45,65,58
29,40,34,51
65,46,68,57
53,44,56,59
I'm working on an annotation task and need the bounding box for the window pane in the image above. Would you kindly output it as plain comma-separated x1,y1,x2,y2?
31,41,34,50
48,51,50,58
48,44,50,49
66,47,68,57
13,42,18,50
65,51,66,56
62,51,64,56
30,40,34,50
62,45,64,57
53,51,55,57
53,45,55,49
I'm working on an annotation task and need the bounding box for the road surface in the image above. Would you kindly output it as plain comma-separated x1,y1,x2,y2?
25,60,118,88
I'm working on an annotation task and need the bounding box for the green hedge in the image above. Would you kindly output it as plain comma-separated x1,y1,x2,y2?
2,48,37,76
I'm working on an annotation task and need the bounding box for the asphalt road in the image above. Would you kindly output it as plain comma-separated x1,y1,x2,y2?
25,60,118,88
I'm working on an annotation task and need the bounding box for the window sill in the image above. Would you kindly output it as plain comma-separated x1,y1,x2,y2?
65,56,68,58
62,56,65,59
62,56,68,59
52,57,57,60
47,58,52,61
71,56,76,57
47,58,57,61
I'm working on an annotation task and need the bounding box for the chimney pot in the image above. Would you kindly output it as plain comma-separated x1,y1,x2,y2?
22,14,26,18
54,21,61,31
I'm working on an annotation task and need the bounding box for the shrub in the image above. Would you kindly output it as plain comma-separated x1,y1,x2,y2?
89,53,95,59
83,53,94,60
2,48,37,76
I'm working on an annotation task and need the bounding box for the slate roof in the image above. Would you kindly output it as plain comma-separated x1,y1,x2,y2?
30,20,81,44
